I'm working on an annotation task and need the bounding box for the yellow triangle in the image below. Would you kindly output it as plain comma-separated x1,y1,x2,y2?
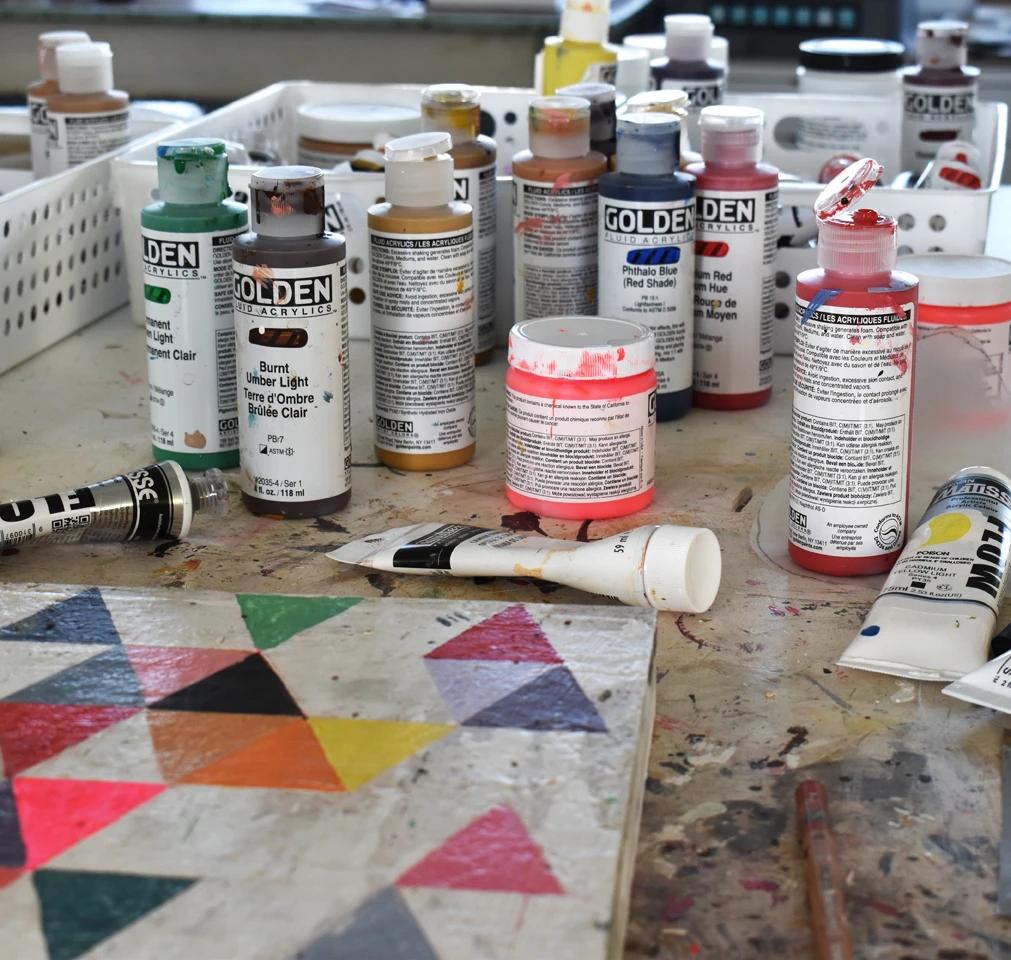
308,718,455,791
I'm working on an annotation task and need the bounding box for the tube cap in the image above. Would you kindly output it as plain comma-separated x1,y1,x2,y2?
421,84,481,145
249,166,326,238
188,468,230,518
616,112,681,176
798,37,905,73
664,14,714,62
559,0,610,44
916,20,970,70
642,525,721,613
56,41,114,95
37,31,90,81
384,132,456,207
897,254,1011,308
528,96,592,160
508,316,654,379
700,105,763,165
297,102,419,146
156,139,232,205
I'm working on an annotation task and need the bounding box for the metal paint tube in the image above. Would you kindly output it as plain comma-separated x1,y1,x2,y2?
838,466,1011,681
943,644,1011,713
328,521,722,613
0,462,228,549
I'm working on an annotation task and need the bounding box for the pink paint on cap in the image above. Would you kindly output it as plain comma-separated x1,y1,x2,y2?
508,316,654,379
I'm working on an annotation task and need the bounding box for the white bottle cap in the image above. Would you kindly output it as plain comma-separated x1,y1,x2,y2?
625,88,689,117
528,96,592,159
384,132,456,207
711,35,730,70
664,14,714,62
622,33,666,53
56,41,114,95
559,0,610,44
508,315,654,379
37,31,90,81
614,45,651,99
642,525,722,614
700,105,763,165
297,102,420,147
916,20,970,70
897,254,1011,308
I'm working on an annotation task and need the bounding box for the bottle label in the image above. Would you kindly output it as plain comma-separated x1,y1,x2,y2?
789,298,916,558
144,227,245,456
28,94,49,175
455,162,498,355
918,318,1011,399
369,226,476,456
661,77,724,113
506,386,656,503
796,115,865,154
902,82,977,172
598,195,696,395
693,186,778,395
513,175,599,322
233,259,351,503
47,109,129,172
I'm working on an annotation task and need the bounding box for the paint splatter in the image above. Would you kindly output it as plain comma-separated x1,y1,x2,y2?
799,288,843,325
849,334,862,345
889,351,909,375
514,217,545,235
778,726,808,757
323,391,333,403
501,512,546,536
739,876,786,905
675,614,706,650
662,893,695,920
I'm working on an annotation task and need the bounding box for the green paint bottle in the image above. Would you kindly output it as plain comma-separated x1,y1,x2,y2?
142,138,248,469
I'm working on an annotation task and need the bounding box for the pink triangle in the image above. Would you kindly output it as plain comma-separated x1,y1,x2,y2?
126,647,251,703
13,778,165,869
397,804,564,895
423,606,562,664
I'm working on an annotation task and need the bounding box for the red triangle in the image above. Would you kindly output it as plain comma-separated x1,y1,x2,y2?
0,703,139,778
423,606,562,664
397,804,564,895
0,867,21,889
13,778,165,869
126,647,251,703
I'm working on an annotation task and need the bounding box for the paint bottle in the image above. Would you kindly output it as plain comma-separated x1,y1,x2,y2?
557,82,618,168
233,166,351,518
688,106,779,410
142,139,248,470
368,133,476,472
623,88,697,167
512,97,608,325
539,0,616,95
26,30,89,178
420,84,497,365
789,158,918,576
598,113,696,422
47,41,130,173
295,102,420,171
902,21,979,176
650,15,726,142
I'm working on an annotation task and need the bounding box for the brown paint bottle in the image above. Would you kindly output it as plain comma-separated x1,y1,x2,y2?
27,30,89,178
47,42,129,173
369,132,476,472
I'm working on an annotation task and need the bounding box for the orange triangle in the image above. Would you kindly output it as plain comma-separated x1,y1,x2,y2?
147,711,295,782
182,719,345,792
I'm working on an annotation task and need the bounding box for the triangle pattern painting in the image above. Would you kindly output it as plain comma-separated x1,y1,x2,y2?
423,605,562,664
33,868,195,960
0,778,25,868
237,593,362,650
3,647,143,707
424,659,554,724
126,646,251,704
397,805,564,895
0,588,120,646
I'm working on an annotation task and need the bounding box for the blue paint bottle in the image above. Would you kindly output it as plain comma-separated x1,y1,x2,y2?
598,113,696,421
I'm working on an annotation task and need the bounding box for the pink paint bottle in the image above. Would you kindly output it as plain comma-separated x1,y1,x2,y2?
789,158,919,577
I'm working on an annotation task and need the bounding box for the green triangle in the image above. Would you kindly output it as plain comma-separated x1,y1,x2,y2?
236,594,362,650
33,869,194,960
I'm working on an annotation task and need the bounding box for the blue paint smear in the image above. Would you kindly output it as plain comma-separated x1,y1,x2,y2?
800,288,843,326
860,625,881,636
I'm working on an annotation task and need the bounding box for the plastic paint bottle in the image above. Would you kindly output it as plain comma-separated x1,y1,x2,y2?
902,21,978,176
368,133,476,472
557,82,618,168
512,96,608,325
598,113,696,421
142,139,248,470
421,84,497,365
623,89,696,167
688,106,779,410
233,166,351,518
27,30,89,178
539,0,617,95
295,102,420,171
789,158,918,576
47,41,129,173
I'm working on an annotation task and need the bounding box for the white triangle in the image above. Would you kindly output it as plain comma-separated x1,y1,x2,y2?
0,643,103,699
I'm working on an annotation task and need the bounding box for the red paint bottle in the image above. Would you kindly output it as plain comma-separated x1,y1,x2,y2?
789,158,918,576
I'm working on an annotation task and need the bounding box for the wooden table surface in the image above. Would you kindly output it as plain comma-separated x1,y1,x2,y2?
1,306,1009,959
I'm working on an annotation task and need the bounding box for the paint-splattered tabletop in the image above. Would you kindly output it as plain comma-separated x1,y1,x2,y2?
2,307,1010,958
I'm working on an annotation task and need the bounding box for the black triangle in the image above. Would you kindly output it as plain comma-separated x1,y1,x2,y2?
148,653,302,716
0,588,120,646
0,778,25,868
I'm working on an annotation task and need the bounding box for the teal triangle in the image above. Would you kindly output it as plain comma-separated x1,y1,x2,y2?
237,594,362,650
4,647,142,707
0,588,120,645
33,868,195,960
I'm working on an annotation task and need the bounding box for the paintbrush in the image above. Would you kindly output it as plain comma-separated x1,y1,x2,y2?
796,779,854,960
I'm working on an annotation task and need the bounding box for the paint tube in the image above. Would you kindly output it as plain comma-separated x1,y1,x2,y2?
328,522,722,613
943,641,1011,713
838,466,1011,681
0,461,228,549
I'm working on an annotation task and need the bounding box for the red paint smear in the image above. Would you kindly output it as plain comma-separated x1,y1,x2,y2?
888,352,909,375
769,605,786,617
550,172,574,195
785,606,800,616
14,778,164,869
853,894,900,917
514,217,544,235
397,805,564,895
690,943,701,956
849,335,862,345
662,893,695,920
616,347,626,361
654,714,689,733
118,370,143,386
740,875,787,904
424,605,562,663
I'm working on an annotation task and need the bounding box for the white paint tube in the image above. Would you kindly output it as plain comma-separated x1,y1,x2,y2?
328,522,722,613
0,461,228,549
838,466,1011,681
943,633,1011,713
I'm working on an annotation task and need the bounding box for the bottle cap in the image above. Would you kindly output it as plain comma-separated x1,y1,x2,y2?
614,45,651,98
664,14,714,62
814,156,881,218
616,112,680,176
156,138,232,205
642,525,722,614
296,102,419,147
56,41,114,95
624,88,689,118
508,315,654,380
37,31,90,82
559,0,610,45
699,105,763,165
622,33,665,53
711,35,730,70
384,132,456,207
421,84,481,146
249,165,327,238
528,96,592,160
798,37,905,73
556,82,616,153
916,20,970,70
897,254,1011,308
